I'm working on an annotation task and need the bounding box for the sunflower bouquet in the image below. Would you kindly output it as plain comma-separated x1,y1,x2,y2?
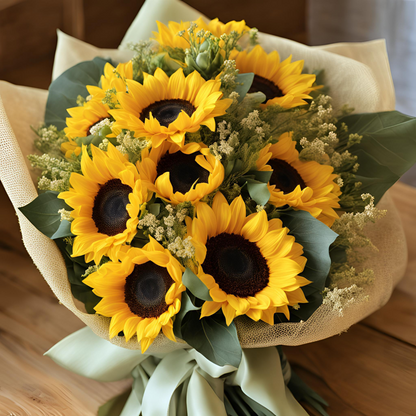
1,0,416,415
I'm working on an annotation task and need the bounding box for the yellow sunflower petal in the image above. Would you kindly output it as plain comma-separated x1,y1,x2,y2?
111,68,230,149
201,301,222,319
187,194,309,327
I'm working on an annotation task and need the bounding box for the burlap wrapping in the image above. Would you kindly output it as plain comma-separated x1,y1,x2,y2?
0,33,407,352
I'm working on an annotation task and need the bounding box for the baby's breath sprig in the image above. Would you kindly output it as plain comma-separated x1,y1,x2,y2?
127,40,157,82
116,130,150,164
220,60,239,96
331,193,386,263
58,208,73,222
323,284,368,317
28,153,81,192
209,120,240,160
328,264,374,290
137,202,195,267
32,124,67,156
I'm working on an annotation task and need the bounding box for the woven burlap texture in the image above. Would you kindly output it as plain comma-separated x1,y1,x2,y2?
0,36,407,352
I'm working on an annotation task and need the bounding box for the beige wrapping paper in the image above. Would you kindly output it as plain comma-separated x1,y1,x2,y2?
0,2,407,351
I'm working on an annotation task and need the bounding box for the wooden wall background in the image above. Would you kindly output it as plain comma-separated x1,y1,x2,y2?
0,0,306,89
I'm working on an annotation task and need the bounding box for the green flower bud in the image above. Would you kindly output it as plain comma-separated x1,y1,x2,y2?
196,51,210,70
91,134,103,147
199,39,210,52
212,50,224,68
99,125,112,139
185,55,199,72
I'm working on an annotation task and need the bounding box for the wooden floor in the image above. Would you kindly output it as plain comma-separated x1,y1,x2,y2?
0,181,415,415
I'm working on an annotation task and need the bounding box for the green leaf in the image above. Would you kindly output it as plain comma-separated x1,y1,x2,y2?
224,159,236,178
55,239,101,314
173,291,200,339
45,57,109,130
231,386,276,416
181,312,242,367
224,395,240,416
225,159,244,178
278,210,337,322
310,69,329,98
234,73,254,101
288,370,329,416
246,170,272,184
224,386,253,416
71,284,101,314
19,191,71,238
148,203,161,216
131,229,149,248
238,171,271,205
245,179,270,206
330,245,347,264
181,268,212,301
340,111,416,204
51,219,74,240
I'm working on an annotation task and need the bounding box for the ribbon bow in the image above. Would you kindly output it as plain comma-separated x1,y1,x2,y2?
46,327,312,416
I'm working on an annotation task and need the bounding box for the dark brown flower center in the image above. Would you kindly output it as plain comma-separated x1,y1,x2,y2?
269,158,306,194
92,179,132,236
124,262,173,318
203,233,270,297
248,75,283,103
140,99,196,127
156,151,210,194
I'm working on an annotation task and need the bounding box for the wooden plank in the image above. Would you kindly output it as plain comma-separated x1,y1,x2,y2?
292,365,364,416
0,332,131,415
285,324,416,416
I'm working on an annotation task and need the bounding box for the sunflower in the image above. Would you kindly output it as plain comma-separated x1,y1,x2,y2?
83,239,185,353
64,100,109,138
152,18,205,49
137,141,224,205
206,18,250,37
257,132,341,226
152,17,249,49
58,144,149,264
86,61,133,105
186,192,310,326
62,61,133,158
63,100,110,155
232,45,317,109
61,139,81,158
110,68,232,148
